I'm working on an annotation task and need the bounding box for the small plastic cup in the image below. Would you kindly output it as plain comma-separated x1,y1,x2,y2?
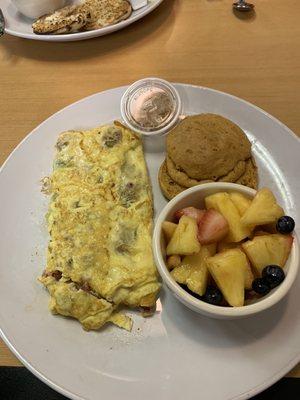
120,78,182,136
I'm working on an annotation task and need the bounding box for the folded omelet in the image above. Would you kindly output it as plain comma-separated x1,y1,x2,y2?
40,122,160,331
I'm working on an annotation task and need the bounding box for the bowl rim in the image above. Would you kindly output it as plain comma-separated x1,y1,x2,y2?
153,182,299,318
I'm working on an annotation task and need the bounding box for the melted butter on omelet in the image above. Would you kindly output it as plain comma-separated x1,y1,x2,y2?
40,123,160,331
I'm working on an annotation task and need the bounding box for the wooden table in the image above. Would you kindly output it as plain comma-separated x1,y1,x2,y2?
0,0,299,378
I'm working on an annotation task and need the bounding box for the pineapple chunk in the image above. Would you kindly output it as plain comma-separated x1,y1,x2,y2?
171,244,216,295
205,192,252,242
171,264,192,283
216,244,254,289
166,216,201,256
253,230,271,236
166,255,181,270
206,249,248,307
241,234,293,276
185,244,216,295
162,221,177,243
186,260,210,296
244,258,255,290
241,188,284,226
229,192,252,216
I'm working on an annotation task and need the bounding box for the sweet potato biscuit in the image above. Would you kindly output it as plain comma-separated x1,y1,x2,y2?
167,114,251,180
235,157,258,189
158,160,185,200
218,160,246,183
166,156,246,188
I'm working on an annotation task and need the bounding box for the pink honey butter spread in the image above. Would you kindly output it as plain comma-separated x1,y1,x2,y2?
129,87,174,129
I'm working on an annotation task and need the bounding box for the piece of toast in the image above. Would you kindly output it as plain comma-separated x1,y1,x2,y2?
32,5,90,35
81,0,132,31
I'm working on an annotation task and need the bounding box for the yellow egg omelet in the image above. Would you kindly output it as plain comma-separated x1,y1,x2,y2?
40,122,160,331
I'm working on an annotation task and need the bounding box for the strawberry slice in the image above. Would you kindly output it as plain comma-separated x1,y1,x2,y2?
174,207,206,223
198,209,229,244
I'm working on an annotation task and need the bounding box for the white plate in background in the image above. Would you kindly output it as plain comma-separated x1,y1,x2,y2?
0,0,164,41
0,84,299,400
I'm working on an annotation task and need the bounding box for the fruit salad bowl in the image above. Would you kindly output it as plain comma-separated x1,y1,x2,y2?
153,182,299,319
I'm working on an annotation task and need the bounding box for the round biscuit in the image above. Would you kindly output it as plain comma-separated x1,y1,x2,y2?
235,157,258,189
217,160,246,182
158,161,185,200
167,114,252,180
166,156,213,188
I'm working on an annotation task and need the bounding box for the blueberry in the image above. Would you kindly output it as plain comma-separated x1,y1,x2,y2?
276,216,295,234
252,278,270,295
262,265,285,288
203,286,223,306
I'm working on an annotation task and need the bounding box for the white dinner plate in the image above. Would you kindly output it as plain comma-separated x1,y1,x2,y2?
0,84,299,400
0,0,164,41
